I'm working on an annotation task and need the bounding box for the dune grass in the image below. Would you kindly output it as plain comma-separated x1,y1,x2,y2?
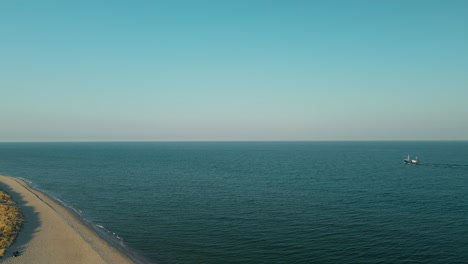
0,190,24,256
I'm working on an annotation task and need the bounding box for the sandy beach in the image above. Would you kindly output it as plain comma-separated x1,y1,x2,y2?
0,175,142,264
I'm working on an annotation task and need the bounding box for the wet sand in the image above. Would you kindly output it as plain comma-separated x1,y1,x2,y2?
0,175,142,264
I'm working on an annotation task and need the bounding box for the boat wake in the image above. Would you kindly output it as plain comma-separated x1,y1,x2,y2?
422,163,468,169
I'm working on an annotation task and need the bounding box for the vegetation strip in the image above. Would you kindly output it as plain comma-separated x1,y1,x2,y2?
0,190,24,256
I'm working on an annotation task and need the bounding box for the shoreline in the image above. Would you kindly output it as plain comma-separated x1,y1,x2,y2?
0,175,149,264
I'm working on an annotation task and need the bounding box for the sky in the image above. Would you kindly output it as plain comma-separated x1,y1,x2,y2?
1,0,467,141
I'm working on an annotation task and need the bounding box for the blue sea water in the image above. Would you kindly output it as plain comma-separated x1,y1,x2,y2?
0,141,467,264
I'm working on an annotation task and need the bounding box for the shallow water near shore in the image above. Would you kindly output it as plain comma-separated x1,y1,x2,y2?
0,141,467,263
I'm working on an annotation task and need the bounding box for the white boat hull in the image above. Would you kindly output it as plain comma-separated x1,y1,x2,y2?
404,155,420,164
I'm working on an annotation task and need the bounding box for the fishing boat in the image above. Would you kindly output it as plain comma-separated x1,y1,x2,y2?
404,155,420,164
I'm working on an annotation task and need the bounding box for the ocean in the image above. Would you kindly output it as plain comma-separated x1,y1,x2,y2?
0,141,467,264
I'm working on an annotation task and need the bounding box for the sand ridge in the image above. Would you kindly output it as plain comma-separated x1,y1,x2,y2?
0,175,142,264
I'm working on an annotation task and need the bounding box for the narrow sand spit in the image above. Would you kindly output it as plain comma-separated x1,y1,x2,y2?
0,175,142,264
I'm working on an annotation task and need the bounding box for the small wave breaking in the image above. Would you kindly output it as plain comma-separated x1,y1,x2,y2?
95,223,125,246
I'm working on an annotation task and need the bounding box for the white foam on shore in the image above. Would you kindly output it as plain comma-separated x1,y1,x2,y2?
15,175,128,249
95,224,125,246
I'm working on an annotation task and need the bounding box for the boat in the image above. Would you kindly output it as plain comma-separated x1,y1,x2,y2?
404,155,420,164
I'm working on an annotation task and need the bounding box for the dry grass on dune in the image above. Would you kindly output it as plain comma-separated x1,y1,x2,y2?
0,190,24,256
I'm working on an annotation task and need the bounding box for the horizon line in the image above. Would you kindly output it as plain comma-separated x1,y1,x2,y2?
1,140,467,143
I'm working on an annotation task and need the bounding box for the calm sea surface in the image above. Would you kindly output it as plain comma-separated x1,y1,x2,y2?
0,142,467,264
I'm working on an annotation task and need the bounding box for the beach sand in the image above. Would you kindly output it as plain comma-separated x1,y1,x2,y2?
0,175,143,264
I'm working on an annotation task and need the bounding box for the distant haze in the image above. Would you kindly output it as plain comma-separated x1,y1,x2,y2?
1,1,467,141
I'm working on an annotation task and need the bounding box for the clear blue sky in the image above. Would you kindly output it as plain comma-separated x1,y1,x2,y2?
1,0,467,141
